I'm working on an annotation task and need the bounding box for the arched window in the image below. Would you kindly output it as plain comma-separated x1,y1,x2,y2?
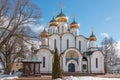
54,39,56,49
67,39,69,49
96,58,98,68
43,57,45,68
79,41,81,51
53,29,54,34
62,26,64,33
58,27,59,33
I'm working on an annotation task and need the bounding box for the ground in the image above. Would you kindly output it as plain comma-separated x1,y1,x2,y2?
16,74,120,80
1,73,120,80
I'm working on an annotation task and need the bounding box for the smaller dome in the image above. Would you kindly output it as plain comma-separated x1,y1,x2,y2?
89,32,96,41
49,17,58,26
56,9,68,22
40,29,49,38
70,18,80,29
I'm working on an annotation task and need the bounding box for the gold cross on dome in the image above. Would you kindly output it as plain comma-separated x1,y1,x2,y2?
60,2,64,9
52,10,55,17
72,14,76,20
92,26,94,33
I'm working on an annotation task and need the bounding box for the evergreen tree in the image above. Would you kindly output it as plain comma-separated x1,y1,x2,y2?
52,48,62,79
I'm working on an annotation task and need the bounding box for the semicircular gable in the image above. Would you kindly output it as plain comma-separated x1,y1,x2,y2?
91,50,104,57
63,48,82,57
62,32,75,38
80,35,88,39
49,34,60,39
37,48,53,56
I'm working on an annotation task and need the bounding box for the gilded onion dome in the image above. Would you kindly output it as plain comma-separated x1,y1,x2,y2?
56,9,68,22
49,17,58,26
40,28,49,38
70,18,80,29
89,32,96,41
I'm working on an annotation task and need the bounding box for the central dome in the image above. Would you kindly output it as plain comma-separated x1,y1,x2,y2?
56,9,68,22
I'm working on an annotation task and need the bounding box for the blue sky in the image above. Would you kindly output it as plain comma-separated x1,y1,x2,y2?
33,0,120,45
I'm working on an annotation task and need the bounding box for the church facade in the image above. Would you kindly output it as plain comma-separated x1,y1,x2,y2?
36,9,105,73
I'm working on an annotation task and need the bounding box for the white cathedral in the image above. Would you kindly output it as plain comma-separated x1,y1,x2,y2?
35,8,105,73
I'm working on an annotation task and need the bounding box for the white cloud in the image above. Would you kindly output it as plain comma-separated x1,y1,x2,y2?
32,24,44,33
105,16,112,21
101,33,110,38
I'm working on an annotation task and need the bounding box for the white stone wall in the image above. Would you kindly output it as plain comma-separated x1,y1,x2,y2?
36,49,53,73
70,28,79,35
90,51,104,73
49,26,58,35
61,33,75,52
57,22,68,34
41,38,48,46
49,34,60,53
89,41,96,48
76,36,88,52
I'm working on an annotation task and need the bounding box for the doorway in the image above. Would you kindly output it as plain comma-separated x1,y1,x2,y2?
68,63,75,72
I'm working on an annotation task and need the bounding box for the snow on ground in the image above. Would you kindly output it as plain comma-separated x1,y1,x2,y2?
0,74,18,80
0,71,22,80
65,76,120,80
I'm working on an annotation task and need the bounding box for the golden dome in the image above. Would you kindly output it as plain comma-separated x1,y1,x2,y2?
49,17,58,26
70,24,80,29
49,22,58,26
70,18,80,29
40,29,49,38
56,16,68,22
89,32,96,41
56,10,68,22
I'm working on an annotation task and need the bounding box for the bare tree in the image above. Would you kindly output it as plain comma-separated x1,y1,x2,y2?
0,0,41,49
101,37,117,73
0,0,42,74
0,26,35,74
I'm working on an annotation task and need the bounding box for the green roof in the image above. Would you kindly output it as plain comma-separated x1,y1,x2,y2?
50,17,56,23
90,32,96,37
71,18,78,24
56,9,66,18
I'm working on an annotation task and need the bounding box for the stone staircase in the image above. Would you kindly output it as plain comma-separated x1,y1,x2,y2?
63,72,105,76
40,72,105,76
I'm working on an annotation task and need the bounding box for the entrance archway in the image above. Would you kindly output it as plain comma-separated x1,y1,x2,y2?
68,63,75,72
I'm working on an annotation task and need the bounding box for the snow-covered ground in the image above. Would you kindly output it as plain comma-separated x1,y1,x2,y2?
64,76,120,80
0,71,22,80
0,74,18,80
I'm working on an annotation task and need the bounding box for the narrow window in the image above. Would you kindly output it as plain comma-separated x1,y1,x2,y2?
54,39,56,49
62,26,64,33
53,29,54,34
83,64,87,69
96,58,98,68
79,41,81,51
58,27,59,33
67,39,69,49
43,57,45,68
